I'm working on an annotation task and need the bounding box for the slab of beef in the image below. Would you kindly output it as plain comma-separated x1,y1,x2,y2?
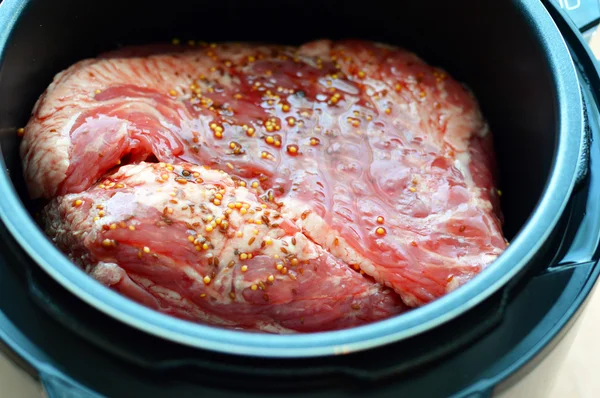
44,162,404,332
22,40,506,331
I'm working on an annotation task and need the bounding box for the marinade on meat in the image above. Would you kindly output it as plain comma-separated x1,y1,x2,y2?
21,40,506,332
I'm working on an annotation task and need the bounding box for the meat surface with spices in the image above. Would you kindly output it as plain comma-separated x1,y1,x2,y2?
22,39,506,332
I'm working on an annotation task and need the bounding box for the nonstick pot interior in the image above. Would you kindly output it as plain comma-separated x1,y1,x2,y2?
0,0,584,356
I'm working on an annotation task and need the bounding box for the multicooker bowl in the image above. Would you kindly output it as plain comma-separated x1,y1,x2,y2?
0,0,594,359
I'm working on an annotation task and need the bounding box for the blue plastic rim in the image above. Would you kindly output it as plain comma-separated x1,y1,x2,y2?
0,0,585,357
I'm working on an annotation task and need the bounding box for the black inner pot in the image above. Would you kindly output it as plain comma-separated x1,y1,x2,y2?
0,0,579,358
0,0,557,239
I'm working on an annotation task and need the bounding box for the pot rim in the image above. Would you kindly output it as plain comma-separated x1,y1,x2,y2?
0,0,584,357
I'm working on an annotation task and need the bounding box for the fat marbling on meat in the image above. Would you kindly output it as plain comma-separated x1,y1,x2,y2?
22,39,506,331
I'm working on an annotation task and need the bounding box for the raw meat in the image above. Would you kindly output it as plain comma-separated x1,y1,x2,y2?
22,40,506,331
44,162,404,332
